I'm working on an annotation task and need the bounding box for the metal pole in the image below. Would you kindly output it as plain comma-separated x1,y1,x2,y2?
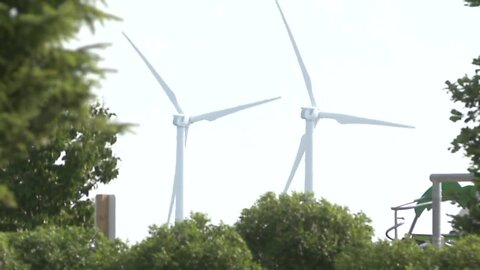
305,118,314,192
301,107,317,193
431,180,442,247
175,125,185,221
394,210,399,240
430,173,474,183
429,173,474,247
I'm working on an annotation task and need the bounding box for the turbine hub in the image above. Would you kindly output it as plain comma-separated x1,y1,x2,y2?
172,114,189,127
301,107,319,121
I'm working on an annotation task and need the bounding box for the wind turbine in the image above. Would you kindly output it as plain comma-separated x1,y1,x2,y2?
123,33,281,223
274,1,414,194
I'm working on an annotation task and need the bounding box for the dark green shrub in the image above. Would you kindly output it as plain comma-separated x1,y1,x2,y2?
438,235,480,269
235,192,373,270
336,235,480,270
123,213,259,270
335,239,440,270
6,226,126,270
0,232,28,270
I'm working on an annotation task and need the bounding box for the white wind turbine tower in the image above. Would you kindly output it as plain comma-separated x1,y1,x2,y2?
275,1,414,194
123,33,281,223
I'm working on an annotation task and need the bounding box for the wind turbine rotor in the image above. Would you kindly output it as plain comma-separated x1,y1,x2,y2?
275,0,317,107
275,1,414,195
189,96,281,123
123,32,283,223
319,112,414,128
122,32,184,114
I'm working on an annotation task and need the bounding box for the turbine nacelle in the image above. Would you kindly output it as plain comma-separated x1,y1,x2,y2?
301,107,320,121
173,115,190,127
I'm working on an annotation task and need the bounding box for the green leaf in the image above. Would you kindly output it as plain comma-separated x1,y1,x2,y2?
0,184,16,208
450,109,463,122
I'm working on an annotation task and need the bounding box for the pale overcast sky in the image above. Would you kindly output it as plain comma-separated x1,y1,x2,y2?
78,0,480,243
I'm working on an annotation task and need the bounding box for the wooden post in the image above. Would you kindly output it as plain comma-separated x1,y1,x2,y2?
95,194,115,240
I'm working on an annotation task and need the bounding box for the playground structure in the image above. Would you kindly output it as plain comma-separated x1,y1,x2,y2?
386,173,477,247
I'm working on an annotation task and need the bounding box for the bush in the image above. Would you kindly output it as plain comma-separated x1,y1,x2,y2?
123,213,259,270
335,239,439,270
438,235,480,269
235,192,373,270
336,235,480,270
0,232,28,270
3,226,126,270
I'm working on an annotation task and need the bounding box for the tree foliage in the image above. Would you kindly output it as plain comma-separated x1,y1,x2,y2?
464,0,480,7
0,104,124,231
444,0,480,237
438,235,480,269
123,213,259,270
446,55,480,233
0,232,27,270
336,236,480,270
235,192,373,270
447,57,480,174
335,239,439,270
450,204,480,234
0,226,126,270
0,0,119,205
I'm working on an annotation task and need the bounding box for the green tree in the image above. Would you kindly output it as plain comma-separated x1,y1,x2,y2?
447,56,480,176
3,226,126,270
444,0,480,236
235,192,373,270
446,56,480,233
437,235,480,269
465,0,480,7
336,236,480,270
0,104,124,231
0,0,118,205
123,213,260,270
335,239,440,270
0,232,28,270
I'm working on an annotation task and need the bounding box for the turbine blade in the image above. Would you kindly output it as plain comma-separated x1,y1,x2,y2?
167,176,176,224
122,32,184,114
319,112,414,128
189,96,281,123
275,0,317,107
284,135,306,193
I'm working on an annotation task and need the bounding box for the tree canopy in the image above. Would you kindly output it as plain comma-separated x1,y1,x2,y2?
444,0,480,236
335,236,480,270
0,104,123,231
465,0,480,7
447,56,480,176
235,192,373,270
1,226,126,270
0,0,120,206
123,213,260,270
